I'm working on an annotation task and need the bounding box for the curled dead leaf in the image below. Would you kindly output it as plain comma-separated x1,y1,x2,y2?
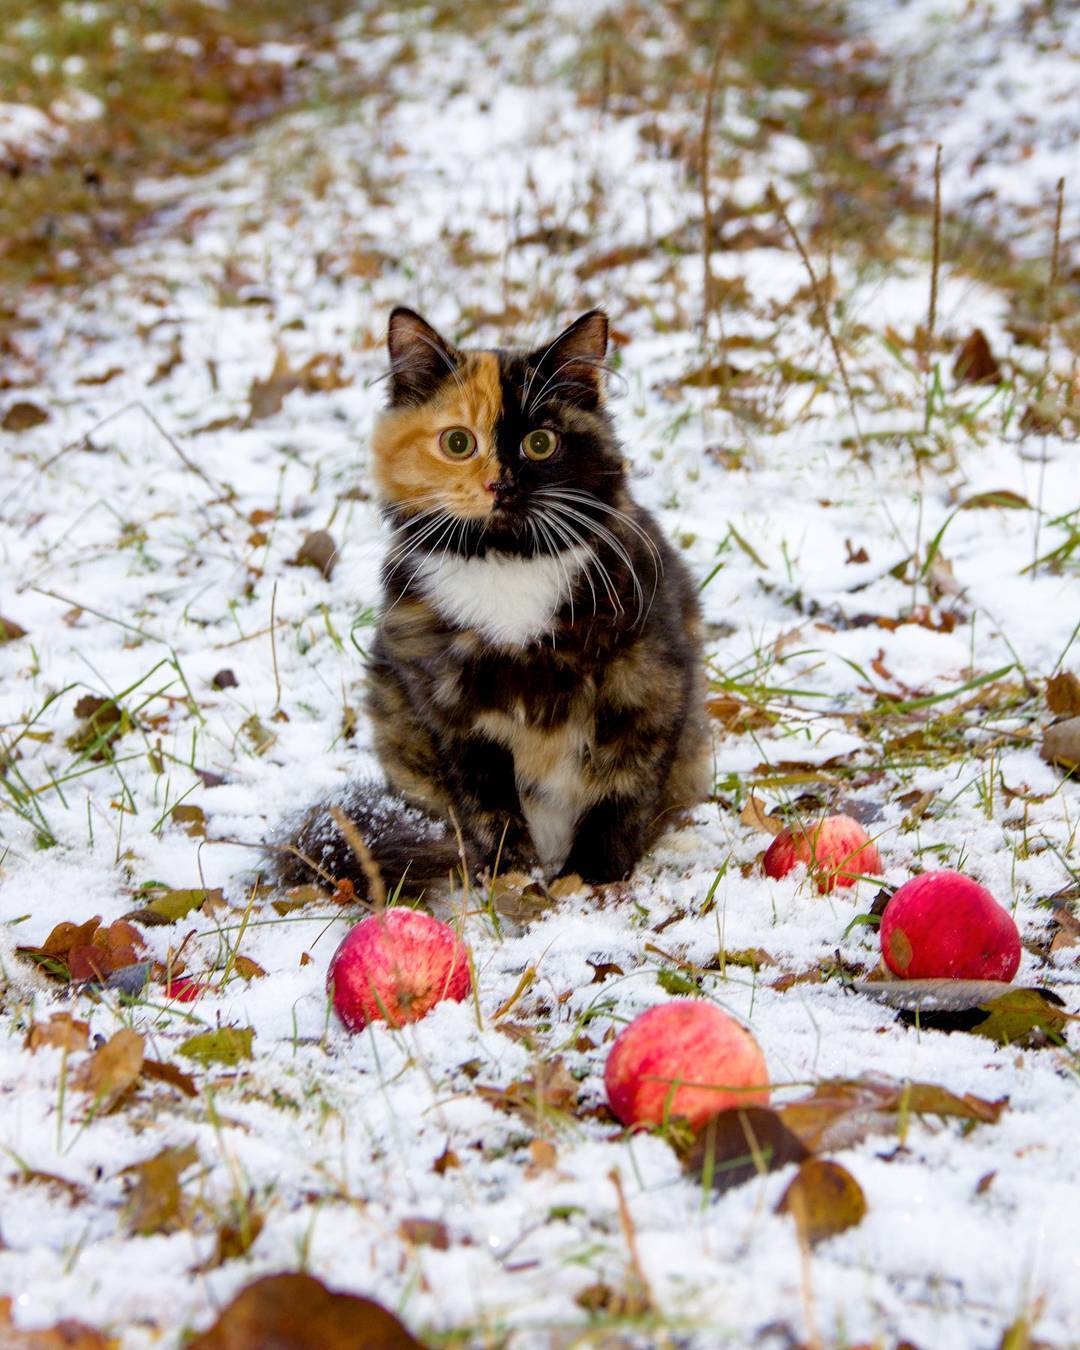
778,1077,1007,1152
2,400,50,431
187,1273,423,1349
1047,672,1080,718
25,1013,90,1054
0,614,28,643
683,1106,809,1195
122,1143,199,1235
740,795,784,837
953,329,1001,386
1041,716,1080,770
777,1158,867,1245
72,1029,145,1112
294,529,338,579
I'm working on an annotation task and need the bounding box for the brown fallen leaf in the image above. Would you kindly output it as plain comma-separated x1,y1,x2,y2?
248,350,351,422
25,1013,90,1054
778,1077,1007,1152
294,529,338,579
187,1273,423,1349
397,1216,450,1249
171,803,207,837
777,1158,867,1245
141,1058,198,1098
1041,717,1080,770
10,1168,89,1205
959,490,1031,511
953,329,1001,385
1047,672,1080,718
476,1057,580,1130
0,614,28,643
2,400,50,431
683,1107,810,1195
122,1143,199,1235
0,1298,112,1348
739,794,785,837
72,1029,145,1112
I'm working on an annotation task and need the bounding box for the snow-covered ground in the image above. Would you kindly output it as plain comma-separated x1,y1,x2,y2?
1,2,1077,1346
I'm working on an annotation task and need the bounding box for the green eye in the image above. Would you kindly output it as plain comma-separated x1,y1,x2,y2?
439,427,477,459
522,428,558,460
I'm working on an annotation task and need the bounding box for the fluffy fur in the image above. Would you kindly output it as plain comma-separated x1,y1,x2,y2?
270,307,709,894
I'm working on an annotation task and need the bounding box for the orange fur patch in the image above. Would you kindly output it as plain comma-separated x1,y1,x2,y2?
372,352,504,519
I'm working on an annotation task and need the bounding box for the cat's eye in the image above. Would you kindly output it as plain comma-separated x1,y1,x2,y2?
522,428,559,460
439,427,477,459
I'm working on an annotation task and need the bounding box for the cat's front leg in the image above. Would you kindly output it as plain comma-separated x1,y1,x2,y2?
444,735,534,874
560,795,649,884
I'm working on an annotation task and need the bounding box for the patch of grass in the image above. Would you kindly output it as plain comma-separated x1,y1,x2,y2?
0,1,354,298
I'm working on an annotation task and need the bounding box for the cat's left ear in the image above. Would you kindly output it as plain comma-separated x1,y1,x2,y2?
527,310,608,411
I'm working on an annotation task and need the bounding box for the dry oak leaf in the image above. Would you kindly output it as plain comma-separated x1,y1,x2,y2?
0,1298,113,1348
187,1273,424,1349
777,1158,867,1245
778,1077,1006,1152
72,1029,144,1111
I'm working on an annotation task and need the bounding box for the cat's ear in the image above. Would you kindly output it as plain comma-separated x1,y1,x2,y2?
527,310,608,411
386,307,459,406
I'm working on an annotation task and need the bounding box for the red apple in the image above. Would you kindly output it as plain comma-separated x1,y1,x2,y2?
604,1001,769,1132
165,975,206,1003
328,908,471,1031
880,870,1020,981
763,813,882,893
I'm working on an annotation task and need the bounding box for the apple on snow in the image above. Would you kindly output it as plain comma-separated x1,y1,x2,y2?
605,1001,769,1131
328,908,471,1031
880,870,1020,982
763,812,882,893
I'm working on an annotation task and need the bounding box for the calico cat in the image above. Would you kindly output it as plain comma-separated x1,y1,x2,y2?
271,306,709,892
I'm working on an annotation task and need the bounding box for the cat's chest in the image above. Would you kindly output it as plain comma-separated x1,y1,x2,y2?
415,547,591,647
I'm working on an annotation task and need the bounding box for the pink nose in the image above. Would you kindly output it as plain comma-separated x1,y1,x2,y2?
483,480,498,494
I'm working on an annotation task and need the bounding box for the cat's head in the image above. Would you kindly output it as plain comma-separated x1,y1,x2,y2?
371,307,623,556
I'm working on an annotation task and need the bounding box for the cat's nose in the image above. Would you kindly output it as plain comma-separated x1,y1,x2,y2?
483,479,498,494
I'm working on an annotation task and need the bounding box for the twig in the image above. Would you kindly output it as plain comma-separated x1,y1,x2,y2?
1033,176,1065,575
269,580,282,710
923,145,942,434
768,183,866,460
330,805,386,909
608,1167,656,1316
700,33,725,334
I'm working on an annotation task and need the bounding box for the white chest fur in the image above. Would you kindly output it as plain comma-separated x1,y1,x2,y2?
417,546,591,647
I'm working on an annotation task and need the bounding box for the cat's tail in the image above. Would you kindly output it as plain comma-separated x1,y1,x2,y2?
265,780,464,898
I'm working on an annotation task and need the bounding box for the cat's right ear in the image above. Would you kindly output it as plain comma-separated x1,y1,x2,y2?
386,307,459,407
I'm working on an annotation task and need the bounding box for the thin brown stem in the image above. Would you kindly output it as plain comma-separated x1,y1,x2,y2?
768,184,866,460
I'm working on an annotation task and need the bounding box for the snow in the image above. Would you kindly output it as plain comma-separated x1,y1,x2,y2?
0,1,1078,1347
